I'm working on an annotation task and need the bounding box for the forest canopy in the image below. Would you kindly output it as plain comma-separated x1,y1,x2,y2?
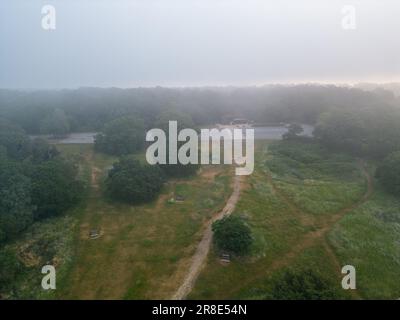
0,122,84,244
1,85,397,135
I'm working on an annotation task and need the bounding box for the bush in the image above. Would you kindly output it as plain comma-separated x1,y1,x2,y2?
270,268,341,300
30,159,85,219
106,158,164,204
0,160,33,243
212,215,253,256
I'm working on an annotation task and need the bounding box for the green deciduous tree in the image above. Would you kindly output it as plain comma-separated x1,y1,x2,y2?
106,157,164,204
0,159,33,243
94,116,145,156
30,159,85,219
270,269,341,300
212,215,253,256
155,110,199,177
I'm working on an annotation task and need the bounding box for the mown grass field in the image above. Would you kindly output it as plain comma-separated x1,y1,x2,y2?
55,144,233,299
189,140,400,299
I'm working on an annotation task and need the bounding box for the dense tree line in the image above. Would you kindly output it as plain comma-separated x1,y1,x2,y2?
2,84,400,213
1,85,397,135
0,120,85,244
314,106,400,158
40,108,70,137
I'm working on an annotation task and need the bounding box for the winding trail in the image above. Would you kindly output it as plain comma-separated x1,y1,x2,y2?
171,160,373,300
172,175,244,300
223,160,373,297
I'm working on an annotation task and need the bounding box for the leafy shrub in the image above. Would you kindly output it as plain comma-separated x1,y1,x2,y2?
212,215,253,256
269,268,341,300
30,159,85,219
0,161,33,243
106,157,164,204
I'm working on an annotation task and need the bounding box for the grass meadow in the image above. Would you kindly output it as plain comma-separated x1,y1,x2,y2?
56,144,233,299
189,140,400,299
3,140,400,299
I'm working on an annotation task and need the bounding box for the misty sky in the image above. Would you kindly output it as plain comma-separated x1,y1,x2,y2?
1,0,399,89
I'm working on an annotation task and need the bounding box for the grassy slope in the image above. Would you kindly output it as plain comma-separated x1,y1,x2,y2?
189,140,400,299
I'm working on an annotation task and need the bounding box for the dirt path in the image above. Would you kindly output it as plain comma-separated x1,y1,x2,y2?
172,175,244,300
91,166,101,189
266,160,373,273
321,161,371,299
224,160,373,297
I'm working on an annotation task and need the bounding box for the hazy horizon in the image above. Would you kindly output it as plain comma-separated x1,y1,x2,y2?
2,82,400,92
1,0,399,89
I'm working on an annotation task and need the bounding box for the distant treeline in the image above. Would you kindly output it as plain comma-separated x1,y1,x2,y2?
0,85,397,134
1,85,400,160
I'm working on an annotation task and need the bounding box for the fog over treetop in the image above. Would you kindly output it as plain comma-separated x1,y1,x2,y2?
1,84,398,135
